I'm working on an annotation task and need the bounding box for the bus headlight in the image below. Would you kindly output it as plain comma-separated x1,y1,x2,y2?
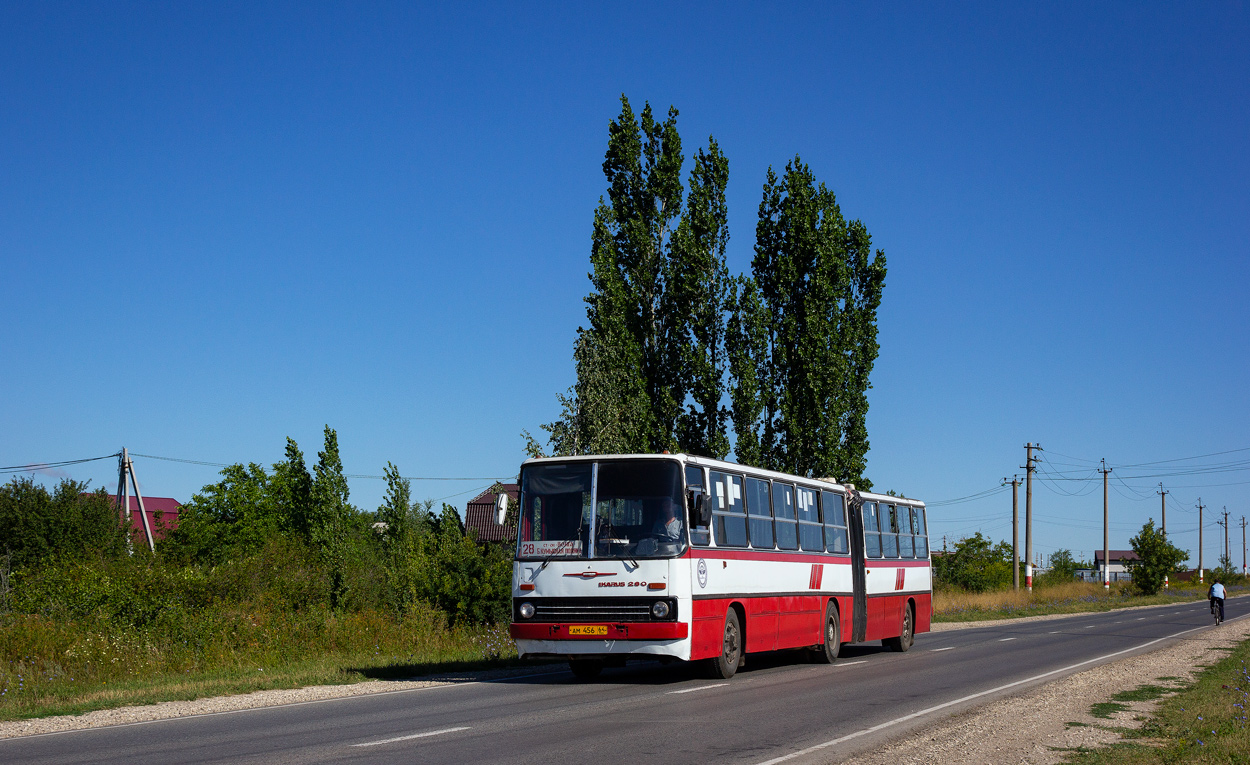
519,602,535,619
651,601,670,619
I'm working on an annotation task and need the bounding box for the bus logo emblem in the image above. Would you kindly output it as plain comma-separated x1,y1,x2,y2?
697,559,708,588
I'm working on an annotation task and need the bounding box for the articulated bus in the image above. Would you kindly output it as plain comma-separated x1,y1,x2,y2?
503,453,932,679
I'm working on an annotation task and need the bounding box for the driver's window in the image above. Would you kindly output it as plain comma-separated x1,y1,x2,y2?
686,465,710,546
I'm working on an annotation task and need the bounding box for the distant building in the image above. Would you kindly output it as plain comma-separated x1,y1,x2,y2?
463,484,518,545
1077,549,1139,583
118,495,182,541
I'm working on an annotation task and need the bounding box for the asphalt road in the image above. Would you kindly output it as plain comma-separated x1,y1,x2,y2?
3,599,1240,765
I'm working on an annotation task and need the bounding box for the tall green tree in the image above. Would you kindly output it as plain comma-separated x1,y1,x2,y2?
271,437,312,538
672,139,732,458
547,95,691,455
732,157,886,484
311,426,352,608
377,461,412,553
1127,519,1188,595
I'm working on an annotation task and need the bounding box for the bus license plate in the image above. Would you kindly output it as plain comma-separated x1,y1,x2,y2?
568,625,608,636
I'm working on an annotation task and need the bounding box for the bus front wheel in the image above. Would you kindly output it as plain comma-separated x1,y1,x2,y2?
706,609,742,679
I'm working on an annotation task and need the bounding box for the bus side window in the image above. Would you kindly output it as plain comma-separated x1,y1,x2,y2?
882,505,900,558
863,502,882,558
710,471,747,547
686,465,710,546
913,507,929,557
796,486,823,552
821,490,849,554
745,477,774,549
898,504,915,558
773,483,798,550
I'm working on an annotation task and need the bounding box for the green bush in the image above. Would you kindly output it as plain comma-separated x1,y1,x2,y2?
0,478,125,569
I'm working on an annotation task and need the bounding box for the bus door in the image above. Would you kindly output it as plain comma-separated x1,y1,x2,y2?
848,501,868,643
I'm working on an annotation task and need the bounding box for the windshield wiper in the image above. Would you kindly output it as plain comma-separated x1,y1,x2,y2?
539,535,579,570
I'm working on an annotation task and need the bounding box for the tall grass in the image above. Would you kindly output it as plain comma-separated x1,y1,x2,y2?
0,538,520,721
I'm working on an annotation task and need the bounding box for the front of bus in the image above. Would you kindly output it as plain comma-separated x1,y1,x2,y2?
509,455,694,667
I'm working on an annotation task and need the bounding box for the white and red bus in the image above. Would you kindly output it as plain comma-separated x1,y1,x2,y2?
505,454,931,679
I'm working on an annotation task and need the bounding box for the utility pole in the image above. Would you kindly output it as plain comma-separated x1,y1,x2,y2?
1219,507,1230,569
1157,483,1168,537
1241,516,1247,576
1005,475,1021,590
1197,499,1204,583
1022,443,1039,592
1099,459,1112,589
114,447,155,553
1158,483,1170,588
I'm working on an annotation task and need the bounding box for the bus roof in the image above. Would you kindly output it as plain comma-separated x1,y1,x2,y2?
518,453,926,506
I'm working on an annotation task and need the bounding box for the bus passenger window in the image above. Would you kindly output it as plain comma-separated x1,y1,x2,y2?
863,502,882,558
710,471,747,547
796,487,823,552
773,483,798,550
686,465,710,546
882,505,899,558
898,505,915,558
821,490,849,554
913,507,929,557
745,477,773,549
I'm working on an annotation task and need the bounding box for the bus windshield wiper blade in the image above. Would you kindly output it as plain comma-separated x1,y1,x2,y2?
539,537,577,570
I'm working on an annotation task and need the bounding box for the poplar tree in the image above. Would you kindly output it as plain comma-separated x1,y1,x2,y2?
378,461,411,552
547,95,689,454
272,437,312,538
311,425,351,608
732,157,886,485
672,139,731,458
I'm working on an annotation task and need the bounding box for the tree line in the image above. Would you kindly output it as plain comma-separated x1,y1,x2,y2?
0,427,512,627
531,96,887,487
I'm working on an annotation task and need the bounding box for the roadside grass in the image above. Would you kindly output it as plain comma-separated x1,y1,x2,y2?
932,582,1236,622
1058,638,1250,764
0,609,520,721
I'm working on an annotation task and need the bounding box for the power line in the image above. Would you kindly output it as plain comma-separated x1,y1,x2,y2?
129,452,510,481
0,453,121,475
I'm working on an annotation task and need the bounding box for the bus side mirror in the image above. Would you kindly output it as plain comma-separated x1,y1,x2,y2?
494,493,508,525
688,488,710,527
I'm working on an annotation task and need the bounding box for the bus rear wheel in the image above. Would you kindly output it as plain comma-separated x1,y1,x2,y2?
569,658,603,680
706,609,742,679
885,603,914,653
810,602,841,664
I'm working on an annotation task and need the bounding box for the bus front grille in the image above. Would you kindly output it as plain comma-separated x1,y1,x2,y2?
514,597,676,622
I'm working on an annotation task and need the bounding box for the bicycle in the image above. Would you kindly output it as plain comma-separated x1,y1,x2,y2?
1210,598,1224,625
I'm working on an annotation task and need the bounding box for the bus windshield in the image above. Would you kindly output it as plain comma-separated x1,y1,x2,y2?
517,459,686,559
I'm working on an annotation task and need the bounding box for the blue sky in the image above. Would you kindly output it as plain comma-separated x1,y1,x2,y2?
3,2,1247,569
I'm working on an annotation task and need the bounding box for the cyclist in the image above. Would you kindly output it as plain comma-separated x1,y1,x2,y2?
1209,578,1226,624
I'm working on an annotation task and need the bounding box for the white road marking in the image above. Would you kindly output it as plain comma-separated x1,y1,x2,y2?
1137,618,1145,621
668,683,727,695
1049,631,1060,634
930,647,955,652
998,638,1016,642
836,660,868,667
353,726,471,747
1084,624,1096,628
752,620,1224,765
